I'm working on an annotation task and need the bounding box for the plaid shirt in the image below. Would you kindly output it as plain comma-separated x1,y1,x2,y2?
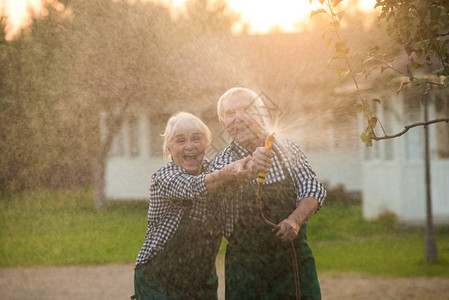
209,139,326,238
135,160,210,266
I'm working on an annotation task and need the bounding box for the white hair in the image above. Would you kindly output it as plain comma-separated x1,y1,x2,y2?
162,112,211,160
217,87,271,129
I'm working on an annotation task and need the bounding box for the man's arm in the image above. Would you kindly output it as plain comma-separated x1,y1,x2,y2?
274,197,318,242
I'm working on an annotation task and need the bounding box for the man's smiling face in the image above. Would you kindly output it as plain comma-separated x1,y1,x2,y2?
219,92,265,150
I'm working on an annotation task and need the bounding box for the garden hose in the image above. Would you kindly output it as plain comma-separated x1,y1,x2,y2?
256,133,300,300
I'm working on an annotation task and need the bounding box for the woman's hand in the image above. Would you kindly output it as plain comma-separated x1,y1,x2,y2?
232,156,254,183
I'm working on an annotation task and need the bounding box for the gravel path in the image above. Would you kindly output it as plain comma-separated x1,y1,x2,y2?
1,263,448,300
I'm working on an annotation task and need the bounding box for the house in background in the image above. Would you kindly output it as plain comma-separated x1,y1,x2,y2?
103,32,449,225
360,87,449,225
104,32,363,199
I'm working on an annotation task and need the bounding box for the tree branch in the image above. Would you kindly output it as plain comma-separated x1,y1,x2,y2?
373,118,449,141
374,60,446,88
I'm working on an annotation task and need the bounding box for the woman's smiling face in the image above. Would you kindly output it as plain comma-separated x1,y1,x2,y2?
169,128,207,175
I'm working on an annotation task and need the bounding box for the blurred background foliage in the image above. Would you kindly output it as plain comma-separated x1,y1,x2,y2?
0,0,239,193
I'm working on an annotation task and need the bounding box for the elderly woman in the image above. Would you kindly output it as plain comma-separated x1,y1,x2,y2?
133,112,272,299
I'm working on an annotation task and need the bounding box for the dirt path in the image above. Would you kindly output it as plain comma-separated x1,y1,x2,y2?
1,263,448,300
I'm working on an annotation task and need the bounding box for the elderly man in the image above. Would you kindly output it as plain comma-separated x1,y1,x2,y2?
210,87,326,299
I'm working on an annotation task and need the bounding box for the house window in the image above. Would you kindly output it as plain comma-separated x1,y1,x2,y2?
149,115,166,157
110,126,125,157
435,95,449,159
128,113,140,157
382,100,394,160
364,141,381,160
108,112,140,158
404,92,424,161
384,139,394,160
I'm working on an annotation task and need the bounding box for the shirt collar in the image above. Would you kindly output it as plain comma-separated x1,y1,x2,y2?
230,140,253,158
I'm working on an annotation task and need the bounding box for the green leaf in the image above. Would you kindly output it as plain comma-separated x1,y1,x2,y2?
327,56,338,68
444,77,449,87
418,78,429,87
337,10,345,21
370,116,378,127
354,103,363,114
328,20,340,32
360,127,374,147
335,39,345,50
311,9,327,17
335,40,349,57
360,131,368,143
411,62,422,71
333,0,343,7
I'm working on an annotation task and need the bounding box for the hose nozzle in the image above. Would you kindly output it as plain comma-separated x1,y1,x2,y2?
257,133,275,183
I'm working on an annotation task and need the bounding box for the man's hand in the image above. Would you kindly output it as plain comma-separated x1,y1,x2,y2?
272,197,319,242
273,219,301,242
251,147,274,177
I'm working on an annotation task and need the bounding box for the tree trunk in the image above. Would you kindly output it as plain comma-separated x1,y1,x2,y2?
92,104,130,210
93,153,107,211
424,97,438,261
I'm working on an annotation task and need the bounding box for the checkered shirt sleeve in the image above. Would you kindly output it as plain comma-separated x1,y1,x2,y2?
276,140,327,207
209,139,326,238
135,161,209,266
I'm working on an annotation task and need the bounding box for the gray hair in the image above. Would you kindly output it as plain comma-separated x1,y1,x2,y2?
217,87,271,129
162,112,211,161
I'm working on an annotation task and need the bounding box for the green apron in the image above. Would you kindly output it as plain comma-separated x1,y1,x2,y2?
134,203,222,300
225,170,321,300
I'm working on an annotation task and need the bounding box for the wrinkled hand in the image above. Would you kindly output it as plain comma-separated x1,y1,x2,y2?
231,156,254,183
251,147,274,177
272,219,301,242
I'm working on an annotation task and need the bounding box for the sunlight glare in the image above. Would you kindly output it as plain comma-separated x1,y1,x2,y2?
359,0,377,11
227,0,322,34
2,0,47,40
1,0,380,39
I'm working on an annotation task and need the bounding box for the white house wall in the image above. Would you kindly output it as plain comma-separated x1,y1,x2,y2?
307,149,362,192
361,93,449,224
105,157,164,200
431,161,449,223
362,161,402,219
363,160,449,224
105,113,165,200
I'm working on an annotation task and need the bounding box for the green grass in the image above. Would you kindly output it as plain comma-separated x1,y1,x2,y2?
1,189,448,278
308,203,449,277
0,188,148,267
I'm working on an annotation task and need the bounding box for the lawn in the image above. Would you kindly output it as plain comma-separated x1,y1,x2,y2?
1,188,448,277
0,188,148,266
307,203,449,277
